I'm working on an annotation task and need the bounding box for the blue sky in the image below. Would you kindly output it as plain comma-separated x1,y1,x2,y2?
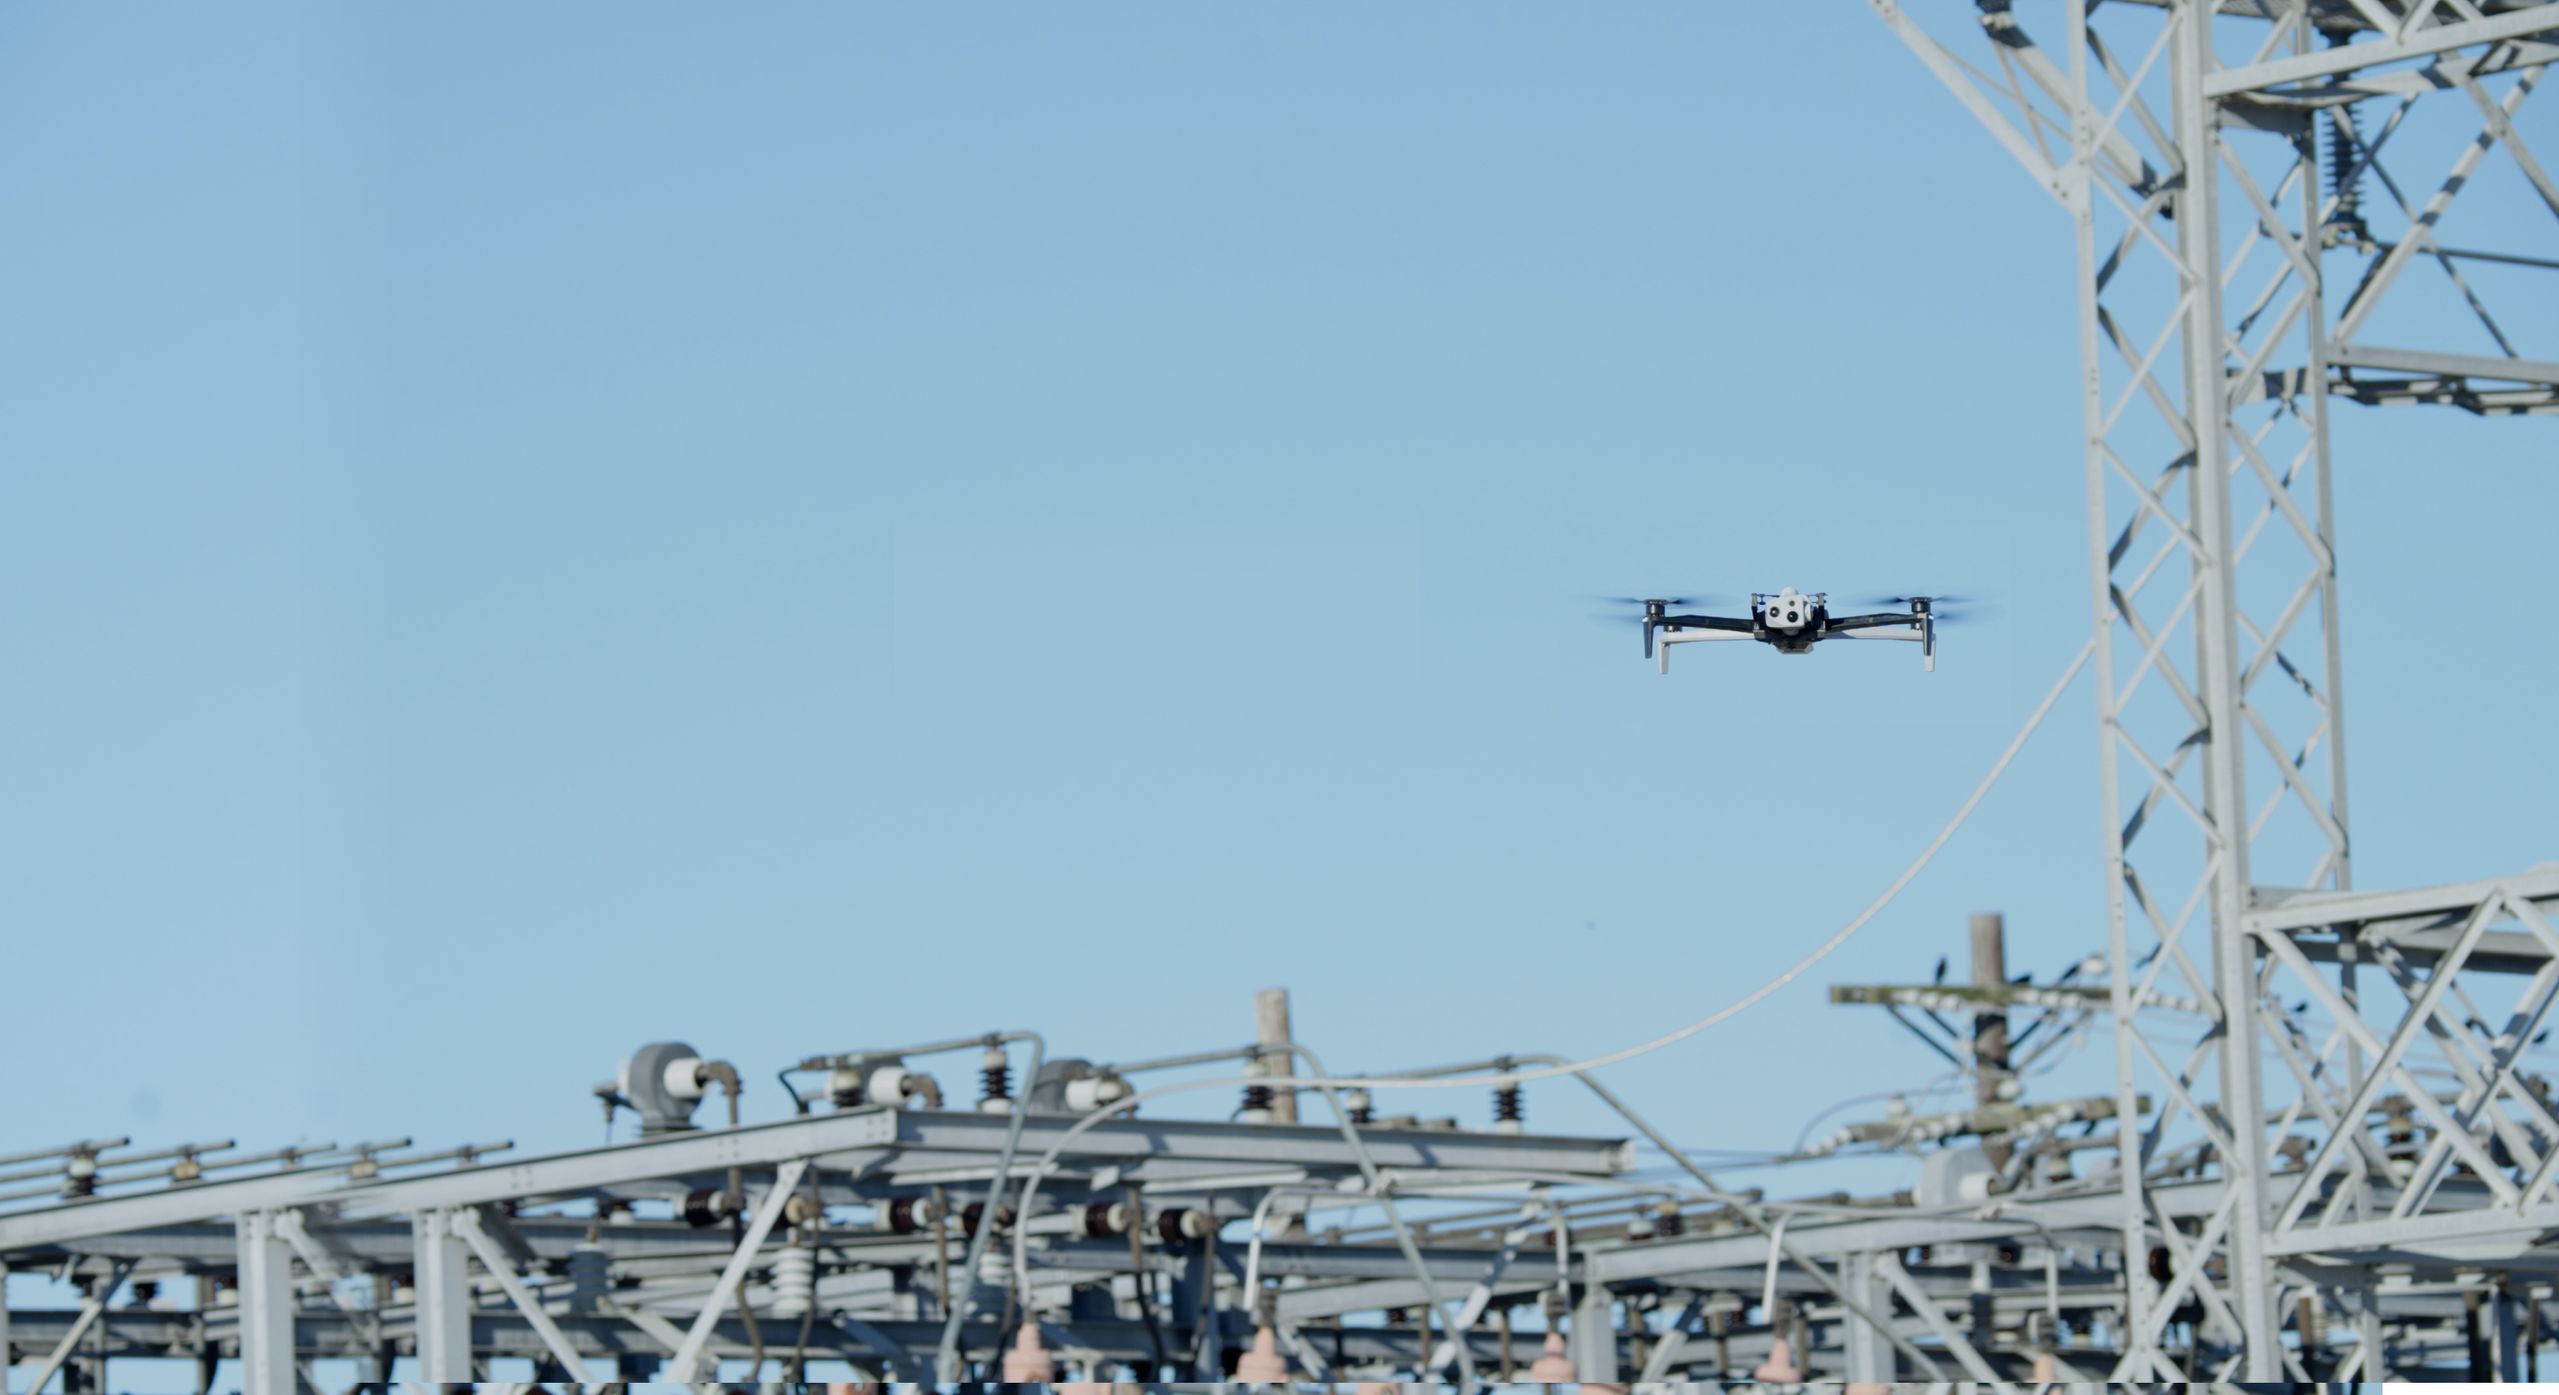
3,3,2552,1197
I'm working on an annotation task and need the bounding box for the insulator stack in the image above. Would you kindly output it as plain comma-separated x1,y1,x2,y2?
883,1195,939,1234
2379,1095,2416,1153
681,1188,733,1228
1344,1089,1374,1125
1240,1082,1274,1117
1082,1200,1133,1238
566,1247,610,1313
2320,33,2368,241
770,1245,815,1319
979,1048,1012,1110
1492,1084,1523,1134
2326,105,2367,237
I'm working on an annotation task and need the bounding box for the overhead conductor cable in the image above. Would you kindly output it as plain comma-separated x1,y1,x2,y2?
1001,638,2098,1377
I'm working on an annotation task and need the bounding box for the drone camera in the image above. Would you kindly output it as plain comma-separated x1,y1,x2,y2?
1757,588,1816,633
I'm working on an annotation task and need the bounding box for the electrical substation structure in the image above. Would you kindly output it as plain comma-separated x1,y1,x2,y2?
4,0,2555,1388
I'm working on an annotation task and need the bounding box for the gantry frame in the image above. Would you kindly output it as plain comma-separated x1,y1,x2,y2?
1869,0,2558,1380
4,5,2556,1389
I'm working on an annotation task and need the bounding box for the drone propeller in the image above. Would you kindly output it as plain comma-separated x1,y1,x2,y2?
1589,596,1737,660
1589,594,1731,612
1587,602,1667,660
1847,593,1998,625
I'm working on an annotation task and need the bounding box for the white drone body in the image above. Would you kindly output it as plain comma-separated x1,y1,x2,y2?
1634,589,1941,673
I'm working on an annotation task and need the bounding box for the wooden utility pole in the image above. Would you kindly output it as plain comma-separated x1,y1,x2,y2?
1254,986,1298,1124
1972,913,2012,1168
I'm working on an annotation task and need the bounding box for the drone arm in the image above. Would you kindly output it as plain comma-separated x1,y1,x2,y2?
1822,612,1920,632
1819,613,1936,671
1657,613,1754,632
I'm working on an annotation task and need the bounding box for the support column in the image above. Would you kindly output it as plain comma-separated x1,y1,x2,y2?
2497,1282,2524,1383
2169,0,2278,1376
234,1210,297,1395
1570,1281,1618,1383
1254,987,1298,1124
2356,1280,2386,1383
1843,1253,1897,1385
1173,1238,1216,1380
412,1208,474,1383
1972,913,2013,1169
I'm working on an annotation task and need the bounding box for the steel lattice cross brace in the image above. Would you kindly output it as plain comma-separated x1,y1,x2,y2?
1869,0,2558,1381
2256,870,2559,1253
8,1095,2553,1385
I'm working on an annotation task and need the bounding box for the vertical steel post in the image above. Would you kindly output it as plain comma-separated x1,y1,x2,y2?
412,1207,474,1383
2498,1283,2524,1382
1843,1252,1898,1384
1571,1280,1618,1383
2167,1,2279,1374
2291,11,2374,1364
234,1210,297,1395
2057,0,2165,1372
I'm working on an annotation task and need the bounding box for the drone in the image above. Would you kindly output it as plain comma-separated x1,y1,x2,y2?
1599,589,1975,673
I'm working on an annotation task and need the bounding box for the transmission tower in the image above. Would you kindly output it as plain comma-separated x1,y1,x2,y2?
1871,0,2557,1381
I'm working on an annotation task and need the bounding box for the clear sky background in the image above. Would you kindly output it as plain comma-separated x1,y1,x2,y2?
3,4,2552,1192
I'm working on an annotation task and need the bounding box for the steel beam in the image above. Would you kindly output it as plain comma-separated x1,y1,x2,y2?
234,1211,296,1395
411,1208,474,1383
1843,1252,1899,1384
1571,1278,1617,1382
2328,344,2559,387
2204,5,2559,95
664,1157,808,1382
16,1261,128,1395
451,1208,592,1380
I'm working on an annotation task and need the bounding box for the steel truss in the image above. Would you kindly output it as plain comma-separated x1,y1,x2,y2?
1870,0,2559,1382
2,6,2554,1393
0,1082,2182,1392
14,1017,2559,1388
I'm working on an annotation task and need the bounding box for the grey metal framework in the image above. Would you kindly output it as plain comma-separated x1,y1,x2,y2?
1870,0,2558,1382
2,3,2554,1392
6,971,2559,1389
0,1032,2197,1392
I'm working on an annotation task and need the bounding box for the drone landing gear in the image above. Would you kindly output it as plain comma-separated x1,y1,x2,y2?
1654,628,1753,674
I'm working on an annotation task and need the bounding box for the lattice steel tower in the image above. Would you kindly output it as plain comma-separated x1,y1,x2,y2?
1872,0,2556,1381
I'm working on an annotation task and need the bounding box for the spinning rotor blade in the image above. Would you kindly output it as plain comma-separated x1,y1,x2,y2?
1586,605,1666,659
1590,593,1729,611
1848,592,1986,607
1920,602,1998,626
1846,593,1999,625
